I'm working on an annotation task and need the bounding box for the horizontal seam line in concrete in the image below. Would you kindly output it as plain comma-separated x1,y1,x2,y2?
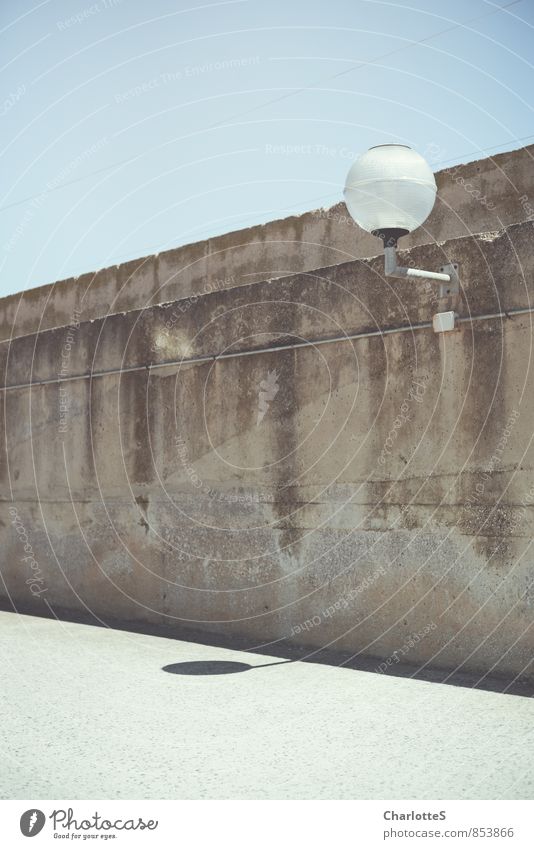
1,306,533,393
1,498,533,505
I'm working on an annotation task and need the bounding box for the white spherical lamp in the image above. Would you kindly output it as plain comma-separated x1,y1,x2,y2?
344,144,437,246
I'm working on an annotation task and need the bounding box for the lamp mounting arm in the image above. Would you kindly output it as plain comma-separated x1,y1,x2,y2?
383,246,460,297
384,246,451,282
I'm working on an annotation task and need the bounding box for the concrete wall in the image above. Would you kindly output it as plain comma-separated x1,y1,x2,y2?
1,143,533,342
2,219,534,682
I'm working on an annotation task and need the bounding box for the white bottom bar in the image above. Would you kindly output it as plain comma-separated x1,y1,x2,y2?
1,800,532,848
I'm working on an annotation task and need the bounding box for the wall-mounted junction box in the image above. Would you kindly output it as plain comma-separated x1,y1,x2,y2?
432,311,457,333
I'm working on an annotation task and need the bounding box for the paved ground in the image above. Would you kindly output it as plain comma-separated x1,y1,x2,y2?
1,611,533,799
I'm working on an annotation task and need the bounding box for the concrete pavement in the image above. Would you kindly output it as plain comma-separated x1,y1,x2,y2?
0,611,532,799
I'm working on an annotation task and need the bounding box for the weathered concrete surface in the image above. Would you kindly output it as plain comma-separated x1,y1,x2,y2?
1,612,533,800
0,144,533,341
1,220,534,682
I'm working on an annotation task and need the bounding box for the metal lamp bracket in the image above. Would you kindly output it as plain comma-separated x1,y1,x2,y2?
438,263,460,298
382,246,460,293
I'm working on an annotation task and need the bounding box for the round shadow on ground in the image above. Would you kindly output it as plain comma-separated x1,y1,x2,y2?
162,661,252,676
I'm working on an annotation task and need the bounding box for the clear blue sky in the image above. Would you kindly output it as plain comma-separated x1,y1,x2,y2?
1,0,533,296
